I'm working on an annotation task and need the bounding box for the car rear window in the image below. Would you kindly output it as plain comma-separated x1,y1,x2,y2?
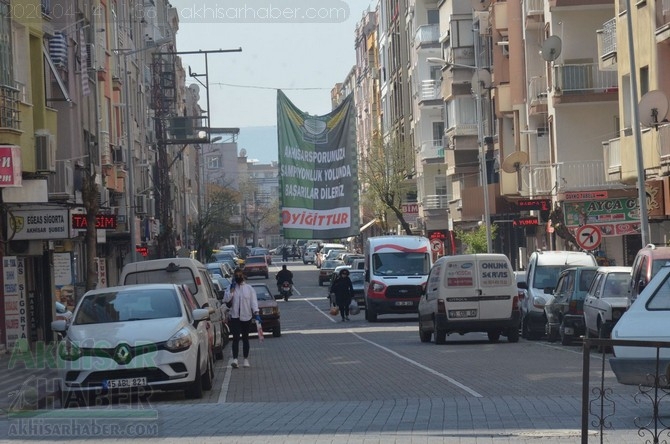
578,270,597,292
246,256,266,264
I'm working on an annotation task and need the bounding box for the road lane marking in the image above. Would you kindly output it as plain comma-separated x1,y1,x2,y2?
351,332,483,398
218,360,233,404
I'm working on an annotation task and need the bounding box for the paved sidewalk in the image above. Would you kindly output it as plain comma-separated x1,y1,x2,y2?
0,344,59,413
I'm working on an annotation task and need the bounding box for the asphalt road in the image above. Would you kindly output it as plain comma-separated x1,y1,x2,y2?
0,259,654,442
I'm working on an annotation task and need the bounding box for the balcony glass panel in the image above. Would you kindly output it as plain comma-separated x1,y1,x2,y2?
419,140,445,161
415,24,439,47
420,80,441,101
445,98,477,134
424,194,451,210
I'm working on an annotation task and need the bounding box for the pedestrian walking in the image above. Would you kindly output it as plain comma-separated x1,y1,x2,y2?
330,268,354,322
223,269,261,368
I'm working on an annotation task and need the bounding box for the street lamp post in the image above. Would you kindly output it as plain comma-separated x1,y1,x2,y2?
427,51,493,253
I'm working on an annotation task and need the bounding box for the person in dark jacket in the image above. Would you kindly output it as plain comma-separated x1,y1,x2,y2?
330,268,354,321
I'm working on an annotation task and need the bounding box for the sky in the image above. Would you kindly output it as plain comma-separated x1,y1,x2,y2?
170,0,376,163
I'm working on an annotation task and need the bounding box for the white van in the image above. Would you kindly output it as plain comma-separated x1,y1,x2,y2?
519,250,597,339
364,235,432,322
417,254,521,344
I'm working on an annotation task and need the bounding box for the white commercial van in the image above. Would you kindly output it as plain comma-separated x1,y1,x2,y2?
364,235,432,322
417,254,521,344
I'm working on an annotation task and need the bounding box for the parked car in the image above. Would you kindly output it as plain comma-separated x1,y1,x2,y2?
243,255,270,279
319,260,344,286
119,258,226,360
583,266,632,343
629,244,670,305
251,247,272,265
610,263,670,387
544,266,598,345
210,250,243,267
249,283,281,337
51,284,215,405
206,262,230,279
342,253,365,266
418,254,521,344
519,250,597,339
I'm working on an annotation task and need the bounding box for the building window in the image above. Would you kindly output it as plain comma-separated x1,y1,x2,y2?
206,155,220,169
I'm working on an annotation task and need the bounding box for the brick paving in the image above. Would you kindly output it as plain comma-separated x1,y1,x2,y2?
0,272,659,443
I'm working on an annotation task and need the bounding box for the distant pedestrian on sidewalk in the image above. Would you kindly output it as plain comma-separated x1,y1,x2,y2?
330,268,354,322
223,269,261,368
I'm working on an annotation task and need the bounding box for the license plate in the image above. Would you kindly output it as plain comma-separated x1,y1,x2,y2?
448,309,477,318
105,377,147,389
395,301,413,306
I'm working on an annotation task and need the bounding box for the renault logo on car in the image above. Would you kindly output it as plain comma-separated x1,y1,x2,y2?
114,344,132,365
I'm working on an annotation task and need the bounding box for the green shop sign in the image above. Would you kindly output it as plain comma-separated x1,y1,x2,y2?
563,198,639,228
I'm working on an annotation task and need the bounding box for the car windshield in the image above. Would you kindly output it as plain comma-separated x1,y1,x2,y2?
323,260,342,269
252,286,273,301
532,266,565,290
349,272,365,283
372,252,430,276
74,288,182,325
602,273,631,298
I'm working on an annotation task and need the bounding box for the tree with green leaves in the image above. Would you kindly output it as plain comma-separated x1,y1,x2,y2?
455,224,498,254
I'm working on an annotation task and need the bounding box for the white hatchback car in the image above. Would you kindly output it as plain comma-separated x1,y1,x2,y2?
583,266,632,340
610,265,670,387
52,284,214,406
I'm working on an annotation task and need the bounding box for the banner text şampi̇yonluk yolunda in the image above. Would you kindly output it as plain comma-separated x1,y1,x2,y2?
277,90,359,240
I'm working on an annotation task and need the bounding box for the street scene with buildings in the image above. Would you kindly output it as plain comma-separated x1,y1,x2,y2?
0,0,669,442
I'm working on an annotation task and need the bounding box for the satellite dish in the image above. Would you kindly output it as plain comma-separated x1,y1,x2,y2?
639,90,669,128
471,69,492,95
188,84,200,93
239,148,247,157
540,36,562,62
471,0,491,11
501,151,529,173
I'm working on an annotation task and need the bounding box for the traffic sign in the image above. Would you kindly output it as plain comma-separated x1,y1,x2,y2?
575,224,602,251
430,239,442,252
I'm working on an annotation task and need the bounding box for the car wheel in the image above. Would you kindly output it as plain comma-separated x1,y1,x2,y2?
521,314,531,339
272,325,281,337
598,322,611,353
547,328,559,343
487,331,501,343
185,356,204,399
202,353,214,391
366,305,377,322
507,326,520,343
435,328,447,345
419,320,432,343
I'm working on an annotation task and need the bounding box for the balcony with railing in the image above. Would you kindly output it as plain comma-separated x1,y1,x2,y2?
656,0,670,39
445,98,478,137
419,140,445,162
528,76,548,113
597,18,617,69
415,24,440,48
525,0,544,21
552,63,618,104
602,137,622,182
518,160,612,196
424,194,451,210
418,79,442,105
659,123,670,161
0,84,21,131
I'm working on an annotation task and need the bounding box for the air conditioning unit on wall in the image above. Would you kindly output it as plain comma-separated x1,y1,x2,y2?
35,130,56,173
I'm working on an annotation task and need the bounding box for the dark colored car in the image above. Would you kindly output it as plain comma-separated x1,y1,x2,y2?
251,247,272,265
319,260,344,286
544,266,598,345
243,255,269,279
250,283,281,337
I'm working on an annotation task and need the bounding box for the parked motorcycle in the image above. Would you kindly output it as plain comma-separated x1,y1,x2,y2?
279,281,292,302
